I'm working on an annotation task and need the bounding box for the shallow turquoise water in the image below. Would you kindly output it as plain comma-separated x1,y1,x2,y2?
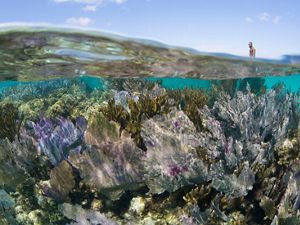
1,74,299,94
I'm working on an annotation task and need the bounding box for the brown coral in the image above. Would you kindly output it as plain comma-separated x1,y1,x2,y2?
167,89,208,131
0,102,22,141
100,94,169,150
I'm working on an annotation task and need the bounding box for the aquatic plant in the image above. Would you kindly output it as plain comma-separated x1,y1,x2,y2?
0,102,22,141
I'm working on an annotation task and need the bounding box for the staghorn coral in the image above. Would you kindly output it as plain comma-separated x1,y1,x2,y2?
45,92,86,119
105,78,165,99
238,77,266,95
0,78,84,102
11,79,109,121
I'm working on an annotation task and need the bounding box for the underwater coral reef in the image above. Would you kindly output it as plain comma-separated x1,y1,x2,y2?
0,76,300,225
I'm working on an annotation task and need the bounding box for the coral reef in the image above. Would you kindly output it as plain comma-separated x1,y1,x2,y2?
0,76,299,225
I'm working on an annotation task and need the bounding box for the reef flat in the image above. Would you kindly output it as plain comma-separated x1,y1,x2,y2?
0,75,300,225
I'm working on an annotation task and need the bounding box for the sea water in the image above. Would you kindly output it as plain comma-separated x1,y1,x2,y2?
0,28,300,225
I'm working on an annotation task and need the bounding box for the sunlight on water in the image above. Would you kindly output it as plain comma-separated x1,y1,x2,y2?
1,27,300,81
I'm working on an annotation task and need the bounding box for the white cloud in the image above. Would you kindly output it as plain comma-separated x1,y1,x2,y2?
52,0,127,11
83,5,97,11
256,12,283,25
258,12,271,21
245,17,253,23
273,16,282,24
0,22,52,28
65,17,92,26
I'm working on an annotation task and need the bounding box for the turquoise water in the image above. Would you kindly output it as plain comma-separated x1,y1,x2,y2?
149,74,300,92
1,74,299,94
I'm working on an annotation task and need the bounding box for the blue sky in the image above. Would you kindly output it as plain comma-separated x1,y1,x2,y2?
0,0,299,58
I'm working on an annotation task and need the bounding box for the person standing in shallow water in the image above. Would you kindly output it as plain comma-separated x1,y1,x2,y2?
249,41,256,57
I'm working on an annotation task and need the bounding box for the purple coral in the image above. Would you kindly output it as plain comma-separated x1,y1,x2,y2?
33,116,87,166
169,164,189,177
174,120,180,129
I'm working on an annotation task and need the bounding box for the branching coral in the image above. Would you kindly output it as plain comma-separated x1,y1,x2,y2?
101,92,169,150
0,75,299,225
0,102,22,141
167,88,208,130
